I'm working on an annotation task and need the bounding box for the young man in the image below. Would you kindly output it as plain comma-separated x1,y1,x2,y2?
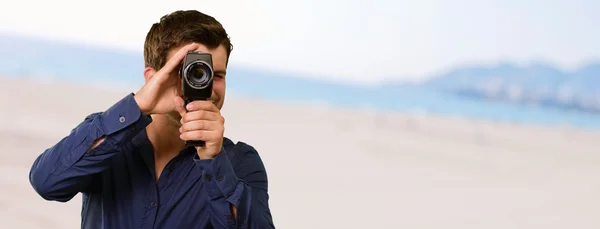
28,10,275,229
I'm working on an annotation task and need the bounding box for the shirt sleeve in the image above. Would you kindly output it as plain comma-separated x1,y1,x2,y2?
29,93,152,202
193,144,275,229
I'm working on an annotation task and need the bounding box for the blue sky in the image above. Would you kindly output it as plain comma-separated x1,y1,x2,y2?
0,0,598,84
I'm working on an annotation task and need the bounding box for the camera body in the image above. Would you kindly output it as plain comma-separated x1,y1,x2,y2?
181,51,214,107
180,51,214,147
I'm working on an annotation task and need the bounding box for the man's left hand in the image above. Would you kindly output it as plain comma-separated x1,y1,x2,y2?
175,97,225,159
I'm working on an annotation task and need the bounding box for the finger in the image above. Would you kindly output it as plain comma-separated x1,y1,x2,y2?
180,130,220,141
173,96,187,117
186,100,219,112
180,120,221,132
182,110,223,123
156,43,201,80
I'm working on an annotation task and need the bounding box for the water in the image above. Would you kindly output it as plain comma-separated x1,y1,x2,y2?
1,34,600,130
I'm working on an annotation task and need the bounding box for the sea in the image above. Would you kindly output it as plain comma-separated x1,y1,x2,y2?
2,34,600,131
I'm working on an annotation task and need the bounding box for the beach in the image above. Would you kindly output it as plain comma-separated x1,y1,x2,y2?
1,77,600,229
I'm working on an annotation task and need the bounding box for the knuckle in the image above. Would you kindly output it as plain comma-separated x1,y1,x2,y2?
193,131,204,139
195,120,204,129
183,113,191,122
187,132,196,139
186,111,198,120
194,111,205,120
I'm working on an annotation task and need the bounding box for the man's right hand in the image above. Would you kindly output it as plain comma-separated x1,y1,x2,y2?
134,43,201,115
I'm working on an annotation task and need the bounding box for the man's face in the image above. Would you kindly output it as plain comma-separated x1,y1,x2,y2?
162,43,229,123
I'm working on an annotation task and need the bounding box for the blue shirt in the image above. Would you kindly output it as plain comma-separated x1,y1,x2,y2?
28,93,275,229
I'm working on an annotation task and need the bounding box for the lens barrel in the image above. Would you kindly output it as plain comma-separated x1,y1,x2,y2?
184,61,213,89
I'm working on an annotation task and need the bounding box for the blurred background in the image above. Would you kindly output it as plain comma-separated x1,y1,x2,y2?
1,0,600,228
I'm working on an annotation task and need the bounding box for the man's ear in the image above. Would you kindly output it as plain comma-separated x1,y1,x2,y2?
143,67,157,83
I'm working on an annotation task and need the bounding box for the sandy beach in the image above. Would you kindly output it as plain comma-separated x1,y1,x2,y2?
1,77,600,229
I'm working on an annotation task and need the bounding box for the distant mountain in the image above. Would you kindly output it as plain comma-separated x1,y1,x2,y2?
420,62,600,114
2,32,600,122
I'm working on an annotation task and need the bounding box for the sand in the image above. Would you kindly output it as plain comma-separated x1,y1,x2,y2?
1,77,600,229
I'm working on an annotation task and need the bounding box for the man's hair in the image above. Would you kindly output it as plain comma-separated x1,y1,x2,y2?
144,10,233,69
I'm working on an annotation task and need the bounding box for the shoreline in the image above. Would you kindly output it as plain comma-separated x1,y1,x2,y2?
3,75,600,132
3,76,598,134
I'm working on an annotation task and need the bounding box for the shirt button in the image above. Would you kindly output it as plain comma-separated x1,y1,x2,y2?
216,175,224,181
205,175,212,181
150,201,157,207
119,116,126,123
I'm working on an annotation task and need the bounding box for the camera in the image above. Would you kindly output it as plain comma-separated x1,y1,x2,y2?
180,51,214,147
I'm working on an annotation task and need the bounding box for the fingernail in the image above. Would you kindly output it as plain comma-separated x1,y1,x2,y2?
186,103,193,110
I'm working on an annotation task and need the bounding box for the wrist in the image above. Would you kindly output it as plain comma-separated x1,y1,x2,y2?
196,151,216,160
133,93,151,115
195,145,223,160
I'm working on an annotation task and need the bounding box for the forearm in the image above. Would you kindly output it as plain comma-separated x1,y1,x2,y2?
230,184,274,229
87,136,106,151
195,145,275,228
29,93,151,201
206,182,274,229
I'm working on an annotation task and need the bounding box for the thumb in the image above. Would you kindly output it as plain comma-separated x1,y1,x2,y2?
174,96,187,117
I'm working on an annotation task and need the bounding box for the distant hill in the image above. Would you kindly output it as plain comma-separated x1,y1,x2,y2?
419,62,600,114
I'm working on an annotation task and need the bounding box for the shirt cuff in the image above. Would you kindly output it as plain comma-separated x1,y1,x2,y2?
193,148,239,199
95,93,152,147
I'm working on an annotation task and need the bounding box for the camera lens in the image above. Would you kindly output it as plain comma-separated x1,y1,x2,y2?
184,61,213,89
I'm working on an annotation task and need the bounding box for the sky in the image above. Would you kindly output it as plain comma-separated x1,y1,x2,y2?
0,0,599,85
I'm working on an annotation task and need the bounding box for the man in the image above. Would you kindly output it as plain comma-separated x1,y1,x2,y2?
28,10,275,229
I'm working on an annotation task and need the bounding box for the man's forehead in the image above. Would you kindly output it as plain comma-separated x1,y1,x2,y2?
167,44,226,59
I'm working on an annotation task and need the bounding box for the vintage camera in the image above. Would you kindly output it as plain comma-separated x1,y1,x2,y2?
180,51,214,147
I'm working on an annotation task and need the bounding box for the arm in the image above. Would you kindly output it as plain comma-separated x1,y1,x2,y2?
194,143,275,229
29,93,152,202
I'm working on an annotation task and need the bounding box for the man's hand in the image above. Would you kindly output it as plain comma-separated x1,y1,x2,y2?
175,97,225,159
134,43,201,115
